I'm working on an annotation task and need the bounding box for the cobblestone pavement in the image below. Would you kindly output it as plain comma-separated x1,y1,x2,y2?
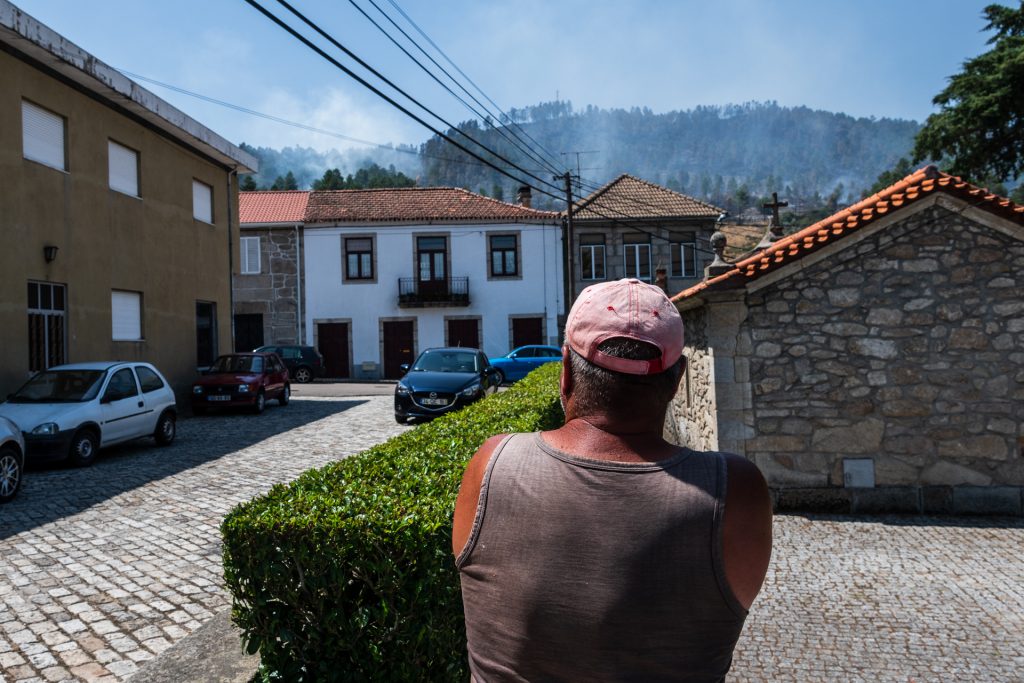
0,396,407,683
1,398,1023,682
731,514,1024,682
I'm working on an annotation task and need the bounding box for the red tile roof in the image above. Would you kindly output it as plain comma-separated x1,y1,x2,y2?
574,174,722,221
239,191,310,224
672,166,1024,303
304,187,559,224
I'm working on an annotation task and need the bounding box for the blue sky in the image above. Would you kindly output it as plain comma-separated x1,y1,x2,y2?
14,1,996,153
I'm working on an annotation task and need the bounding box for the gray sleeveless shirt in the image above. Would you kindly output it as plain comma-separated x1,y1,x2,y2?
457,433,748,682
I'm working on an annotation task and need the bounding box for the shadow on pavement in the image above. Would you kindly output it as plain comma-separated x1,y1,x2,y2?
784,512,1024,529
0,398,366,540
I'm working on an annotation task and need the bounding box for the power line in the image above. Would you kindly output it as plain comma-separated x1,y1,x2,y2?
113,68,534,174
349,0,563,178
267,0,565,197
382,0,566,174
242,0,566,202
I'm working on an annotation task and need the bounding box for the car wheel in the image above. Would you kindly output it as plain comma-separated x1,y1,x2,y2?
69,429,99,467
252,391,266,415
494,369,506,385
154,411,176,446
294,366,313,384
395,413,406,425
279,385,290,406
0,445,23,504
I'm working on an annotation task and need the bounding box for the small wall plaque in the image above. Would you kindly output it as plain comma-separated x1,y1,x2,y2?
843,458,875,488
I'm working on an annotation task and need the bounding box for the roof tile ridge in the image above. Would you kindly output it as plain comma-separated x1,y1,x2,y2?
575,174,628,210
625,173,724,212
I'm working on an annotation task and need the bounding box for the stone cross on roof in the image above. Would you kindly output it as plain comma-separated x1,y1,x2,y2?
755,192,789,250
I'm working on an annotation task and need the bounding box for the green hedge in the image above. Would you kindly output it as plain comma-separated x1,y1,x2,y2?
221,363,563,681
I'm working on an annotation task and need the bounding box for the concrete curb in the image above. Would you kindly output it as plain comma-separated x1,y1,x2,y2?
129,609,259,683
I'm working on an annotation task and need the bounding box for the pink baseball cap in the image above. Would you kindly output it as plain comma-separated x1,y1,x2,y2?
565,278,684,375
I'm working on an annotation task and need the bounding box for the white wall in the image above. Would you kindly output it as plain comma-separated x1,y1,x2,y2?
304,221,564,376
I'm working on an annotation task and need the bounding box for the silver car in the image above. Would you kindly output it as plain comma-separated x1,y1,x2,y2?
0,415,25,503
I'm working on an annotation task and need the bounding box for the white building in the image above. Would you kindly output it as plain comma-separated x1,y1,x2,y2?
300,187,563,379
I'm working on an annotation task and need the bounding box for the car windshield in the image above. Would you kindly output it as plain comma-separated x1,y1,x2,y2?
209,355,264,374
8,369,106,403
412,350,480,373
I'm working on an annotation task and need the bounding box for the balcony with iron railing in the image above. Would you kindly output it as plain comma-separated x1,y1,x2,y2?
398,277,470,307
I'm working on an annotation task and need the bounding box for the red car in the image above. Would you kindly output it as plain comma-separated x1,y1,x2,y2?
191,353,290,415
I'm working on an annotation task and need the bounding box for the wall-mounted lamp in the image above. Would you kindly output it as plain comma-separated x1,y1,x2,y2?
43,245,59,263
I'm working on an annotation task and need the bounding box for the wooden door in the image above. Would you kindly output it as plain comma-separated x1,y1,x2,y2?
511,317,543,348
234,313,264,352
383,320,415,379
447,318,480,349
317,322,350,378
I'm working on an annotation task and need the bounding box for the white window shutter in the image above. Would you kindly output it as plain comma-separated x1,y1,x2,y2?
242,236,260,274
193,180,213,223
111,291,142,340
22,101,66,170
108,141,139,196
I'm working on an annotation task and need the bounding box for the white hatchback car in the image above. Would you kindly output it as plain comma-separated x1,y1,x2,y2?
0,362,177,466
0,415,25,503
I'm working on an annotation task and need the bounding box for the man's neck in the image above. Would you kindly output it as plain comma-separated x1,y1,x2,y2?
542,415,678,464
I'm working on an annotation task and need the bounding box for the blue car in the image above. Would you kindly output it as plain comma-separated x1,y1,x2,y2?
488,345,563,384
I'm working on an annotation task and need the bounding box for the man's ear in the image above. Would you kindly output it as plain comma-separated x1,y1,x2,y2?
671,357,686,398
560,346,573,400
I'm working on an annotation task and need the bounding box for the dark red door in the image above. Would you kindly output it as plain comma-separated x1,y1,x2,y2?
511,317,543,347
383,321,415,379
447,319,480,349
317,322,349,378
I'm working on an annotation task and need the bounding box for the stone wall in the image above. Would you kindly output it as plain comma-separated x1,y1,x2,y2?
743,204,1024,490
666,305,718,450
233,227,304,345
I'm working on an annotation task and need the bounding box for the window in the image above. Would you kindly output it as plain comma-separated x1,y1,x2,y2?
27,281,66,372
196,301,217,367
579,234,605,280
623,236,651,281
344,237,374,280
111,291,142,341
108,140,139,196
104,368,139,402
489,234,518,277
22,100,66,171
135,366,165,393
193,180,213,223
241,236,261,274
672,239,698,278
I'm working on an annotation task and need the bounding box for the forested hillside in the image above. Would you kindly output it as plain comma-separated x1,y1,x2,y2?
241,101,919,215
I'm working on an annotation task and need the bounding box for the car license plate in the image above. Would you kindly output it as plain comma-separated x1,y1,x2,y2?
208,395,231,402
421,397,448,406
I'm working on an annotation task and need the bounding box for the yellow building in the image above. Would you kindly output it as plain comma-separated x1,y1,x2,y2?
0,1,257,400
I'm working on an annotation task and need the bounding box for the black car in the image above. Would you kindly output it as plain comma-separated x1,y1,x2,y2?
394,347,501,424
255,345,325,383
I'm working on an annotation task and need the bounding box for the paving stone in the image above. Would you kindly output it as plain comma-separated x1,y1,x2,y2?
3,396,1023,681
0,396,405,681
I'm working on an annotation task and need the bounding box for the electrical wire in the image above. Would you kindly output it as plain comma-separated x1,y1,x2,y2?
348,0,563,179
268,0,565,197
381,0,567,174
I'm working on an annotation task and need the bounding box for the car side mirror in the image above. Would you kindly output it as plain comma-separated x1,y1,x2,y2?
399,364,410,374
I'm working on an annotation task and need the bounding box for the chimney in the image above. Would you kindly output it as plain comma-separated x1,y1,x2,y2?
516,185,532,208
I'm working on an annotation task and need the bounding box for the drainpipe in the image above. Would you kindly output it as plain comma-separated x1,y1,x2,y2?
295,222,303,344
226,167,237,353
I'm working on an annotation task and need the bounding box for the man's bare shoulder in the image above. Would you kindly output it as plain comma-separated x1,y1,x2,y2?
452,434,508,556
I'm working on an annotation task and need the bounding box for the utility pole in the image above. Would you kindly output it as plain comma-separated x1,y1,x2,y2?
558,171,577,312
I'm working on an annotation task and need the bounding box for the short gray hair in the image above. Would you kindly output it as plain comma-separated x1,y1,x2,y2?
567,338,682,418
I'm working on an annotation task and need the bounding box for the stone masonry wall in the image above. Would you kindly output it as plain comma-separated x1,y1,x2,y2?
233,227,303,345
666,305,718,451
744,205,1024,489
